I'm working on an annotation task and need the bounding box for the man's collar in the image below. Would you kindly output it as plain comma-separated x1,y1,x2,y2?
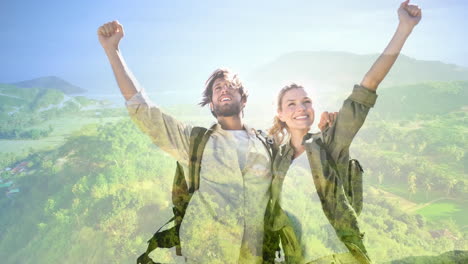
212,122,257,138
242,123,257,138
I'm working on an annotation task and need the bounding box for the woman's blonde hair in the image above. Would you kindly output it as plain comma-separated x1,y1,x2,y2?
268,83,305,144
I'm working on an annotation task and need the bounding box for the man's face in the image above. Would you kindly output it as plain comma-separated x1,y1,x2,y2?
210,77,245,117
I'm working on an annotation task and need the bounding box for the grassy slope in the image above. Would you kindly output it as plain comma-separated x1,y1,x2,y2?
0,113,125,154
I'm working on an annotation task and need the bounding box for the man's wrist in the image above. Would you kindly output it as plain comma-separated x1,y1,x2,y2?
103,45,120,56
396,22,414,35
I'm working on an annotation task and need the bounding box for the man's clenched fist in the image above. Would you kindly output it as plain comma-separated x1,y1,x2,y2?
318,111,338,132
97,20,124,50
398,0,422,29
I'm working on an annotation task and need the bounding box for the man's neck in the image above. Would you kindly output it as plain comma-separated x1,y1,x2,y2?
217,115,244,130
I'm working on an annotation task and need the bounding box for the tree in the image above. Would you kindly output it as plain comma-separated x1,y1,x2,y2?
445,178,457,197
417,140,427,153
377,172,384,185
423,178,432,200
392,165,401,183
408,172,417,200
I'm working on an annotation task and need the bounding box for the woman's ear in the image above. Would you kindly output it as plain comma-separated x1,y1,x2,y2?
277,109,285,122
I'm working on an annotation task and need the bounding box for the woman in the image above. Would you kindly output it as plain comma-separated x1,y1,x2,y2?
266,1,422,263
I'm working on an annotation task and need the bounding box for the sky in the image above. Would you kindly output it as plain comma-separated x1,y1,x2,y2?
1,0,467,103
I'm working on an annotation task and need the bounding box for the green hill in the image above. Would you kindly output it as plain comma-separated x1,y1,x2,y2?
375,81,467,118
0,84,66,111
0,115,465,263
246,51,468,96
386,250,468,264
0,121,176,263
0,84,114,141
12,76,86,94
1,55,467,263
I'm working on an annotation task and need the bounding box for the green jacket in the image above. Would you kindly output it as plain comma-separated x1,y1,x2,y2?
267,85,377,264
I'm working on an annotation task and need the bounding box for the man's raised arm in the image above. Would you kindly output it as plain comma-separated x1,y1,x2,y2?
97,21,192,164
98,20,139,101
361,0,422,91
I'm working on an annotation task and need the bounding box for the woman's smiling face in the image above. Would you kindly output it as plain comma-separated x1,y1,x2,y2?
277,87,315,133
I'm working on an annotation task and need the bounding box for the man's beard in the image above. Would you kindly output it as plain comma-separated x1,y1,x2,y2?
213,102,242,117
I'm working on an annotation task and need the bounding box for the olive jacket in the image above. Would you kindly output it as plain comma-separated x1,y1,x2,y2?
266,85,377,264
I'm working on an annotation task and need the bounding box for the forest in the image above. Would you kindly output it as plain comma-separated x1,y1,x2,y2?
0,79,466,263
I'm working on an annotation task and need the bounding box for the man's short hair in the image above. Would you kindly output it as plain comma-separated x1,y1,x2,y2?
199,68,248,117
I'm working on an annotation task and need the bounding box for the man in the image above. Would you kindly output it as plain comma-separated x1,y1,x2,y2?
98,22,274,263
98,23,336,262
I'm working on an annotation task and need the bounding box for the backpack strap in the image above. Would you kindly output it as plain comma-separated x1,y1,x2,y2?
188,125,216,193
137,125,215,263
254,130,283,262
174,124,215,255
254,129,277,160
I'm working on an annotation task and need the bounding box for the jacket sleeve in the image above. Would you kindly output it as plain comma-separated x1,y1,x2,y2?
125,90,192,165
322,84,377,162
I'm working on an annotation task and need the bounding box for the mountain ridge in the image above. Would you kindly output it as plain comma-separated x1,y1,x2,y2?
246,51,468,97
11,76,86,95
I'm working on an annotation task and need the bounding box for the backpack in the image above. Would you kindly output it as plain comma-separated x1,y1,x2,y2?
346,159,364,216
137,126,276,264
317,139,364,216
313,138,369,263
263,139,367,264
